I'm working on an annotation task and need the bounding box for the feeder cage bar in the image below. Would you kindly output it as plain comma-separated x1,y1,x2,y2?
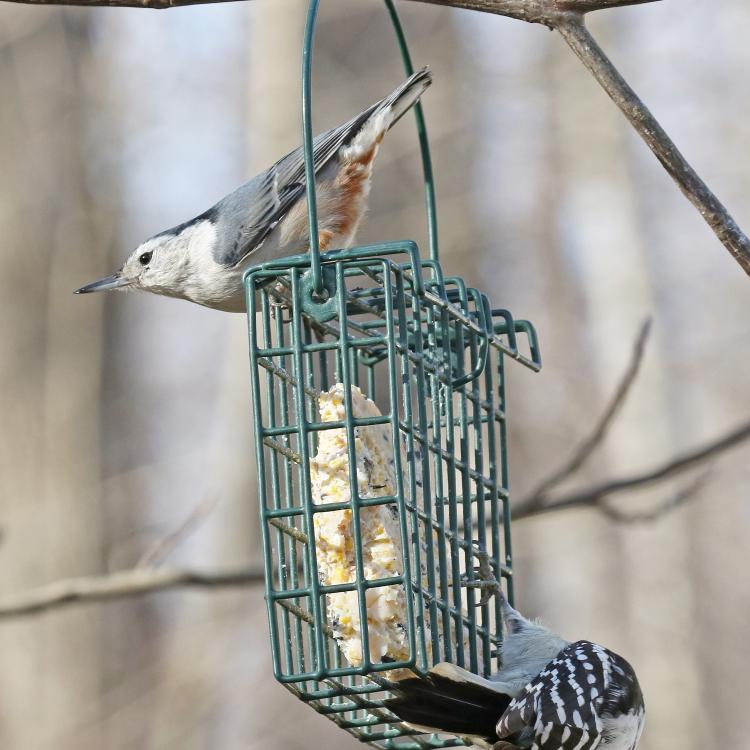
246,243,540,748
244,1,542,746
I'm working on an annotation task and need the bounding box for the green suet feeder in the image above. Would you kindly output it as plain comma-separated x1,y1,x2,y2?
245,1,541,747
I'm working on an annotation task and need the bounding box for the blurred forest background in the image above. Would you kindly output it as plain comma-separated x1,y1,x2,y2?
1,0,749,748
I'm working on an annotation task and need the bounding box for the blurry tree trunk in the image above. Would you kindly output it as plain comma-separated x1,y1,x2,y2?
218,4,357,748
0,7,109,748
444,12,710,750
534,18,707,750
403,2,481,277
505,27,623,627
205,1,308,742
610,10,741,750
92,5,261,746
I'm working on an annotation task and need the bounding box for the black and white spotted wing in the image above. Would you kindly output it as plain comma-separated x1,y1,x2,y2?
496,641,643,750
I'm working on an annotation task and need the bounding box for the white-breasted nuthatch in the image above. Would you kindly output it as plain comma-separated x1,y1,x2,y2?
75,69,432,312
384,593,645,750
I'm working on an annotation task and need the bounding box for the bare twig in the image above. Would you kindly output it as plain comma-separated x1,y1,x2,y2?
598,469,711,524
406,0,660,20
0,0,663,12
0,566,264,619
556,19,750,276
513,418,750,520
1,0,744,276
1,0,236,6
3,416,746,619
558,0,662,10
137,495,220,567
527,318,652,501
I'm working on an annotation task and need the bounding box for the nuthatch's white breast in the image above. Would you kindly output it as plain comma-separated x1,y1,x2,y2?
75,69,431,313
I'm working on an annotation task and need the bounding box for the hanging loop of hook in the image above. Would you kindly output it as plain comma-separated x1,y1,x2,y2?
301,0,324,296
301,0,440,299
383,0,440,263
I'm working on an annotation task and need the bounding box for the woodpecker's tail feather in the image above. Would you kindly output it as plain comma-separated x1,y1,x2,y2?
384,663,511,742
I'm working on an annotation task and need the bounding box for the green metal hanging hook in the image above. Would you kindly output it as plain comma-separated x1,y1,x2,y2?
301,0,323,296
245,5,543,746
301,0,440,299
383,0,440,263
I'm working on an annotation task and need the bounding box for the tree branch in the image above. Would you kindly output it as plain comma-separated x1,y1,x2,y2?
597,469,711,524
136,494,219,567
0,0,238,6
404,0,661,25
558,0,662,10
0,0,663,13
1,0,746,275
556,18,750,277
513,418,750,520
0,566,264,619
527,318,651,501
3,414,747,620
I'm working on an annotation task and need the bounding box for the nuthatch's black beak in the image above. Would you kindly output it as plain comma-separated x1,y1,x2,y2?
75,273,131,294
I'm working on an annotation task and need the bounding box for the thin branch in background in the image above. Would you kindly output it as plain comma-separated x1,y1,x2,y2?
513,418,750,520
598,469,712,524
2,419,747,619
136,494,220,568
403,0,661,24
527,318,652,501
0,566,265,619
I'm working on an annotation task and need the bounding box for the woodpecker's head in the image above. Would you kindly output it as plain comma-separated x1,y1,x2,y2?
496,592,569,675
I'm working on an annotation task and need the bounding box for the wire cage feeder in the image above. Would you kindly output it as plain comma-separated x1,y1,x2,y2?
244,2,542,747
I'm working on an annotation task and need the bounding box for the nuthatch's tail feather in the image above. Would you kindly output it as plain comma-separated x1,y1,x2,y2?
338,67,431,164
384,662,511,742
312,67,430,252
219,68,433,271
379,66,432,129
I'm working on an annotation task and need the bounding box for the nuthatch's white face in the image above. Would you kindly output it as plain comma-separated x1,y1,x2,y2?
74,220,234,308
121,233,193,297
76,231,185,295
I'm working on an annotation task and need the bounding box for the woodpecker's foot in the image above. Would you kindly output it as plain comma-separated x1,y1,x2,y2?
493,742,523,750
465,541,501,607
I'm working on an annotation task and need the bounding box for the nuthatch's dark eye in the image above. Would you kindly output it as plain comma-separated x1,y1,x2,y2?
139,251,153,266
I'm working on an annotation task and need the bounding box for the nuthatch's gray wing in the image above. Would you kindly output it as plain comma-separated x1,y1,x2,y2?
209,65,432,269
75,68,432,312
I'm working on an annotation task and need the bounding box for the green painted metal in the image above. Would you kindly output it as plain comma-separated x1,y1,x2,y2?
301,0,324,295
244,2,542,747
301,0,440,297
245,244,540,748
382,0,439,262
